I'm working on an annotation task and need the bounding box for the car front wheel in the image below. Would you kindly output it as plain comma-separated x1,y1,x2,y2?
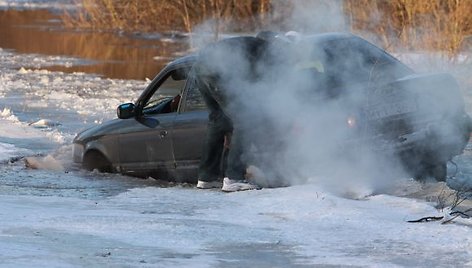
83,150,112,173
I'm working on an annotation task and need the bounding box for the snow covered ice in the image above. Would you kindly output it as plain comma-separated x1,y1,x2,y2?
1,180,472,267
0,7,472,268
0,49,471,268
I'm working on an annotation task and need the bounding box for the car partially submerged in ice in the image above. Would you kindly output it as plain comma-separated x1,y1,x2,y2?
73,33,471,182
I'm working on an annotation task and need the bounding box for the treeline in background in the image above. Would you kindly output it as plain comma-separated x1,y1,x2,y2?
63,0,472,55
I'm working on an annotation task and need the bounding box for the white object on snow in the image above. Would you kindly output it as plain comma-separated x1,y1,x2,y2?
29,119,61,128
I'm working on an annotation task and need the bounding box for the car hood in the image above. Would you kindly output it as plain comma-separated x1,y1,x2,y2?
74,118,124,144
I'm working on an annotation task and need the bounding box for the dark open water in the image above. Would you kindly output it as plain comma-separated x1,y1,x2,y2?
0,8,189,80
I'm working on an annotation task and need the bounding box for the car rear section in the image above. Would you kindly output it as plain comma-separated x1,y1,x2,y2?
359,73,472,180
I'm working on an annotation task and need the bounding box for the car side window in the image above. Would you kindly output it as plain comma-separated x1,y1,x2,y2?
143,69,186,115
182,76,207,112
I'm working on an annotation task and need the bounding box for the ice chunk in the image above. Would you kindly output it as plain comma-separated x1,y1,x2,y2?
0,108,11,117
29,119,61,128
0,108,20,123
18,67,28,74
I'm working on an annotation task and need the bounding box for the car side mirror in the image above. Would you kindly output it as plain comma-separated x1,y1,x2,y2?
117,103,136,119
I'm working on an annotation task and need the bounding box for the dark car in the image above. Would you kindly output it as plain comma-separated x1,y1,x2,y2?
73,33,471,182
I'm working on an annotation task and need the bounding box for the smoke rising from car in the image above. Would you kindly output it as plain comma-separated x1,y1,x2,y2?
273,0,348,33
191,1,470,196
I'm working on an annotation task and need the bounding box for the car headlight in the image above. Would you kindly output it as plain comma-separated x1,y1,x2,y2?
346,115,357,128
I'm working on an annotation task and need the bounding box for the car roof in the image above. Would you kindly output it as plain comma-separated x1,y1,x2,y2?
300,32,359,45
165,54,197,68
164,33,363,68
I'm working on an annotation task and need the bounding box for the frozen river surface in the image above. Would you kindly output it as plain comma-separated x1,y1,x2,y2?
0,48,472,268
0,5,472,267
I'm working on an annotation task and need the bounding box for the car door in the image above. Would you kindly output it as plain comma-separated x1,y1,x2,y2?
172,75,209,175
118,67,187,176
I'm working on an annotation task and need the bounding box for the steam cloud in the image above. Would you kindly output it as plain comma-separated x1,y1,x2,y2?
191,1,470,196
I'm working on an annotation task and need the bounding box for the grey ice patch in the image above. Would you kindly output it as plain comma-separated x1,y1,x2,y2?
207,242,313,268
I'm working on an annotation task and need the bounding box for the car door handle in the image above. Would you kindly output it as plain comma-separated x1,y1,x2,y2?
159,130,168,138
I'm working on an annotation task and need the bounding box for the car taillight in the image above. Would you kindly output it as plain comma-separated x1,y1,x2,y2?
346,116,357,128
